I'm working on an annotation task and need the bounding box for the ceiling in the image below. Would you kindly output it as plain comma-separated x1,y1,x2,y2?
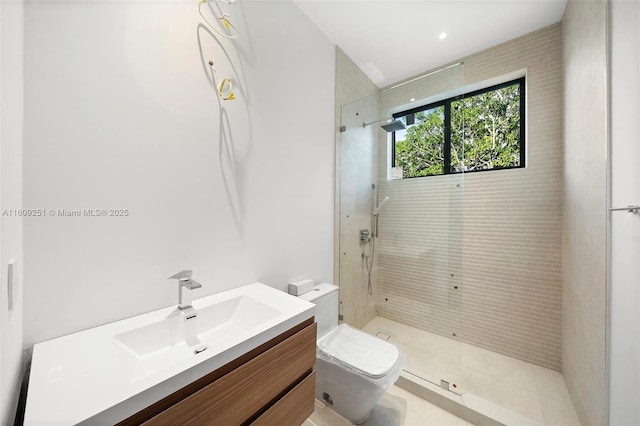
293,0,567,88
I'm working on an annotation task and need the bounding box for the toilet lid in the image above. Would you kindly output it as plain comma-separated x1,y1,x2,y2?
317,324,399,379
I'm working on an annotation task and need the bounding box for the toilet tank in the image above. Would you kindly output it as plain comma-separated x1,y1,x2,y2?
298,283,339,338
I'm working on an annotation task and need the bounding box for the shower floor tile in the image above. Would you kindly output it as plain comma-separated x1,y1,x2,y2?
361,316,582,426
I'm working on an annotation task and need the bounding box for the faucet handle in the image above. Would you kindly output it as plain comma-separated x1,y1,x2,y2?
169,270,192,280
187,279,203,289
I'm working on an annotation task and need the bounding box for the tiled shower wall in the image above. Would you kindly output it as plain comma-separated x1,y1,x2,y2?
375,24,563,370
561,1,607,424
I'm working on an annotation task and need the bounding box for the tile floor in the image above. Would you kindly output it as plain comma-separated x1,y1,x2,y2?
360,317,582,426
304,385,471,426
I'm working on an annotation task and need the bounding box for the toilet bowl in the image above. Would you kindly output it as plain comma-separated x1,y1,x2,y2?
298,283,403,424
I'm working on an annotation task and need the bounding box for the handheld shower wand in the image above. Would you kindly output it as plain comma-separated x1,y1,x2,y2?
373,196,390,238
373,196,390,216
365,192,391,296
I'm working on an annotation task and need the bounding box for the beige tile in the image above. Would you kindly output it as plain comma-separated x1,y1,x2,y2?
360,316,582,426
539,395,582,426
306,386,472,426
455,367,499,396
528,366,582,426
461,392,542,426
362,389,407,426
460,345,524,383
476,380,545,423
386,386,469,426
306,399,352,426
499,362,539,394
527,363,569,399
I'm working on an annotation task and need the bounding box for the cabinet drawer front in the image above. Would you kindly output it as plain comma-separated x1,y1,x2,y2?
144,322,317,426
251,372,315,426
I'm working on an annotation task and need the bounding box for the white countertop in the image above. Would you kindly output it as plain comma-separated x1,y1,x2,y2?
24,283,315,425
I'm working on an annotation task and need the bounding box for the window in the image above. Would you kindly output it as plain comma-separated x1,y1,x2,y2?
392,77,525,178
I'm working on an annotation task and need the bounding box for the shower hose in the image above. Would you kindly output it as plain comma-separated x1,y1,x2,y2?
365,235,375,295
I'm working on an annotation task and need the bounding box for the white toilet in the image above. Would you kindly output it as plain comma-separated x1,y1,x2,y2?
298,283,404,424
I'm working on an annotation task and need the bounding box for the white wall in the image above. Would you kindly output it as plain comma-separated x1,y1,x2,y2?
561,1,608,424
609,1,640,424
0,0,25,422
23,0,335,346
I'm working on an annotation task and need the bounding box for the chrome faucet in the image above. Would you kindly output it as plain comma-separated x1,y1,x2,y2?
168,270,203,310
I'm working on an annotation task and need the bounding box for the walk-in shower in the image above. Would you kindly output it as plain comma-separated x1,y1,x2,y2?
338,64,465,387
337,58,576,423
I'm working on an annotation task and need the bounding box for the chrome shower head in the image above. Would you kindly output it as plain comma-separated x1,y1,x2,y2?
380,120,405,133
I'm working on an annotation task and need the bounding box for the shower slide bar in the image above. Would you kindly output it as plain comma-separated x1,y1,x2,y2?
609,205,640,213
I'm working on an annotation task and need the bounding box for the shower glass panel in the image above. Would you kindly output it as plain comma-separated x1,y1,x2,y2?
338,93,381,328
338,62,465,393
337,62,571,422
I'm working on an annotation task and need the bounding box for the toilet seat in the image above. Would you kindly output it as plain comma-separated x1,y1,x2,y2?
317,324,399,379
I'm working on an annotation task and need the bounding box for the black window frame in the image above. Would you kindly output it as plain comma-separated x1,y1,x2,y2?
391,77,526,177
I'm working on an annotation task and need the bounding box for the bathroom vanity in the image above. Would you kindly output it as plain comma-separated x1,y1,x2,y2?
24,283,316,425
120,318,316,425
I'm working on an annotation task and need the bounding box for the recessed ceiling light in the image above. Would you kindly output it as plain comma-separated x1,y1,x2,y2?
439,32,447,40
410,98,416,102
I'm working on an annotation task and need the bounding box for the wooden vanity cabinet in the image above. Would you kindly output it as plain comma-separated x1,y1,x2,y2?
118,318,317,426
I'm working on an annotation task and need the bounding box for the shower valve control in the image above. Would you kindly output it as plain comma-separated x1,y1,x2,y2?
359,229,370,244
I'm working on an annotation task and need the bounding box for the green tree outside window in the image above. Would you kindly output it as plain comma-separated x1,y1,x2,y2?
393,79,523,178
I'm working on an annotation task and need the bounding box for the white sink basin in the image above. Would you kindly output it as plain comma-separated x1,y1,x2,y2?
24,283,315,425
114,295,282,380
